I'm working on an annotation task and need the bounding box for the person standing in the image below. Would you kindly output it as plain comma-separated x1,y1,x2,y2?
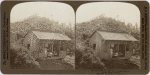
110,48,113,58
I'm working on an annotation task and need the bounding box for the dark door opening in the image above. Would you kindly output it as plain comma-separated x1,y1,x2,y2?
53,44,59,56
47,44,53,52
27,44,30,50
126,44,129,51
118,44,125,57
112,44,118,58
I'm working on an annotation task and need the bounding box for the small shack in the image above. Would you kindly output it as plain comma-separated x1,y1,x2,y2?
22,30,71,59
89,31,138,59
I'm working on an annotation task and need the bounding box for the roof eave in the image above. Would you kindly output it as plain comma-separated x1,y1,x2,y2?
105,39,139,42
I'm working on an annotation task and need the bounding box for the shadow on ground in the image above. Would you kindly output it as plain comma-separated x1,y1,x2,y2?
101,59,139,70
36,59,74,70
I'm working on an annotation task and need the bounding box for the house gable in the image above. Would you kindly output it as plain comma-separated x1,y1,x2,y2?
23,31,39,49
89,31,104,55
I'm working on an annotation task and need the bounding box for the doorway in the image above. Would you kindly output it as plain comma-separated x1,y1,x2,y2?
27,44,30,50
118,44,125,57
53,44,59,56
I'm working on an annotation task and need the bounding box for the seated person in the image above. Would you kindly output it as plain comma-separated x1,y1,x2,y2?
113,52,118,58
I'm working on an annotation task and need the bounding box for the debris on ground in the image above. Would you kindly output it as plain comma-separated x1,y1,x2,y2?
37,59,74,70
63,55,75,68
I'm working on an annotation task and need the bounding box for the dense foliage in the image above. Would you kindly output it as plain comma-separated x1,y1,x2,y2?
76,15,140,42
76,47,106,69
10,15,75,69
76,15,140,69
10,43,40,69
10,14,75,43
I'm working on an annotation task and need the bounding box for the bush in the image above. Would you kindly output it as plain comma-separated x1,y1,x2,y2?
10,43,40,69
75,47,105,69
75,48,83,66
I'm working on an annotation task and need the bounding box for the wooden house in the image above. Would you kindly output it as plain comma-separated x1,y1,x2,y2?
22,30,71,59
89,31,138,59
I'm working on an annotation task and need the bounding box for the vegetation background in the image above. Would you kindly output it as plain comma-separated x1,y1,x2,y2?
10,15,75,69
75,15,140,69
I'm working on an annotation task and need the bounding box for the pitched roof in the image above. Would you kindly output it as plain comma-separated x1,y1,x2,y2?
17,31,27,36
97,31,138,41
32,31,71,40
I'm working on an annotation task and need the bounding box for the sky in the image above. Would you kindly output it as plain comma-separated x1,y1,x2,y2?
10,2,75,28
76,2,140,27
11,2,140,28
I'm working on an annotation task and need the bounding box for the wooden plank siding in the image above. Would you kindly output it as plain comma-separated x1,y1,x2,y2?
89,31,134,59
23,32,40,58
89,32,103,59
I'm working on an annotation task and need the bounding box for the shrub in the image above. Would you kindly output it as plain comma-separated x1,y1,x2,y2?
76,47,105,69
10,43,40,69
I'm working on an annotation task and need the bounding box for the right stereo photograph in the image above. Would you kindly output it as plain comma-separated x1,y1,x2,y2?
75,2,140,70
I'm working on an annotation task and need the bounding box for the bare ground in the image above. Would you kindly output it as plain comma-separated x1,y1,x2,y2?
37,58,74,70
101,59,140,70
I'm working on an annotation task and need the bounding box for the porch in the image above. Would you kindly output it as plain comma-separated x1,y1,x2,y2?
108,43,131,59
38,40,70,58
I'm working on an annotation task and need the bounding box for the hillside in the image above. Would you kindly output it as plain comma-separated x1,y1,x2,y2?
76,15,140,42
10,15,75,42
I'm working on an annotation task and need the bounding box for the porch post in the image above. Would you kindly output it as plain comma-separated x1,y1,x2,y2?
59,41,61,56
118,44,119,52
52,43,53,53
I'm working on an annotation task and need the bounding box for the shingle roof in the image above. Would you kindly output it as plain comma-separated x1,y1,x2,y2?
32,31,71,40
97,31,138,41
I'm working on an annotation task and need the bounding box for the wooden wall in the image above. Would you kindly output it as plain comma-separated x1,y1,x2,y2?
89,31,104,59
23,31,39,58
89,32,134,59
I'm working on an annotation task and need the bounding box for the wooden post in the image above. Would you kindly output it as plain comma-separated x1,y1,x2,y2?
125,44,126,51
52,44,53,52
118,44,119,57
52,41,53,52
124,44,126,57
59,41,61,56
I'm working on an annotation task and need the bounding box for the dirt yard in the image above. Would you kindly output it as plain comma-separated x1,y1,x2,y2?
101,59,140,70
37,58,74,70
63,55,75,68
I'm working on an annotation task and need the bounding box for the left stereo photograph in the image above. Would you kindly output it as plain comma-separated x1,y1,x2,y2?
10,2,75,70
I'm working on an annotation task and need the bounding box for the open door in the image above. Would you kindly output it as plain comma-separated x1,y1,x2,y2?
118,44,125,57
53,44,59,56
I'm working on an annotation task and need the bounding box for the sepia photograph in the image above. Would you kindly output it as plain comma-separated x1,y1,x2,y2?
75,2,140,70
1,0,149,74
10,2,75,70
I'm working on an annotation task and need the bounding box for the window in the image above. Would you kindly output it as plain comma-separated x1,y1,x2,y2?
27,44,30,50
93,44,96,50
